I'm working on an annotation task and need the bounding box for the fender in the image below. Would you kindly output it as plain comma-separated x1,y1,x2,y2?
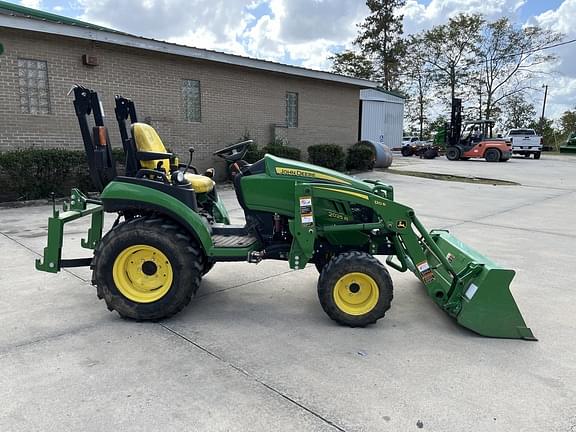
101,180,213,252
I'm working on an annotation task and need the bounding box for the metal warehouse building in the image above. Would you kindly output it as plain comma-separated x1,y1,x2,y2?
0,1,387,173
359,88,405,150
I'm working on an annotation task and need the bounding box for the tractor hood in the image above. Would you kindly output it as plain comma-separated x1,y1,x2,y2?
264,155,374,192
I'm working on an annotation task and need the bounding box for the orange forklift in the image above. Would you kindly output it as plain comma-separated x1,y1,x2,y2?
443,98,512,162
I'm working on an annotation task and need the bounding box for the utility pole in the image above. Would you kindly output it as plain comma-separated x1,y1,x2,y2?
540,84,548,135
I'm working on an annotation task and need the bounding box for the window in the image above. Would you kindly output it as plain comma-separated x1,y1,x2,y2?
18,59,50,115
286,91,298,128
182,79,201,122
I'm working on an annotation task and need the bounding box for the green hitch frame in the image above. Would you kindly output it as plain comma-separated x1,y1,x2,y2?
35,189,104,273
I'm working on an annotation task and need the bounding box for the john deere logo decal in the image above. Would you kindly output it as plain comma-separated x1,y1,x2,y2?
396,220,407,229
275,167,350,185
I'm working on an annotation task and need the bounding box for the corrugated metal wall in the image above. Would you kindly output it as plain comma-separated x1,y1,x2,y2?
360,89,404,149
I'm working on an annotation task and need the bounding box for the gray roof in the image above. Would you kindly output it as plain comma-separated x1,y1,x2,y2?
0,1,379,89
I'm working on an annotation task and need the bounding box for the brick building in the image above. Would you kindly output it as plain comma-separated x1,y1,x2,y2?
0,1,377,172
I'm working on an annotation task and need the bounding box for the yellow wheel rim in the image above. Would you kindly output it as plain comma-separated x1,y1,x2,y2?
333,272,379,316
112,244,173,303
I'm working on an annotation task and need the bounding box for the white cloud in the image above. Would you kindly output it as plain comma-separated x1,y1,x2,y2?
79,0,255,49
20,0,41,8
402,0,526,34
531,0,576,117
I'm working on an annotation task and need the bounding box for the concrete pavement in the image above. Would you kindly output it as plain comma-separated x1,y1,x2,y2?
1,154,575,431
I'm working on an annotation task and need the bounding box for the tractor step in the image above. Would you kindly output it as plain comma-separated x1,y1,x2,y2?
212,233,259,248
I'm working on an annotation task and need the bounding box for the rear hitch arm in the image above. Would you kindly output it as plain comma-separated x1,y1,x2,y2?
35,189,104,273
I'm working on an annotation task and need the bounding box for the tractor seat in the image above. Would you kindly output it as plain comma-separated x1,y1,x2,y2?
184,173,214,193
131,123,215,193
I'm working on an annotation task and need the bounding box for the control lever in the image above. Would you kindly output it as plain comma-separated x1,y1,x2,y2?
184,147,197,174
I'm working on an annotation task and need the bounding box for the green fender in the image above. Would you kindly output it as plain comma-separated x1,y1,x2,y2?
101,181,213,252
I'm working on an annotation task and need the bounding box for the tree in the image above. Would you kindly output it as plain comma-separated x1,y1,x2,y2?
402,35,433,139
421,14,484,105
355,0,406,90
478,18,563,120
330,50,375,79
559,109,576,136
529,117,558,150
501,93,536,130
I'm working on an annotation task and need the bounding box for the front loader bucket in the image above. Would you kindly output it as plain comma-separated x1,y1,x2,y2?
424,231,536,341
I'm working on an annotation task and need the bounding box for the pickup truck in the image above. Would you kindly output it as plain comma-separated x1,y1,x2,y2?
504,128,542,159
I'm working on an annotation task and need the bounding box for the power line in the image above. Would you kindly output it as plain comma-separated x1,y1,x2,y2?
476,37,576,64
394,37,576,78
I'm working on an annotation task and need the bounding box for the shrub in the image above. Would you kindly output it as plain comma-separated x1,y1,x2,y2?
244,142,265,163
262,140,302,161
0,147,125,202
346,141,375,171
308,144,345,171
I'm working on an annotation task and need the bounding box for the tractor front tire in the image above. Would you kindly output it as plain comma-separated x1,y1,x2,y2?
317,252,393,327
446,147,461,161
92,216,203,321
485,148,501,162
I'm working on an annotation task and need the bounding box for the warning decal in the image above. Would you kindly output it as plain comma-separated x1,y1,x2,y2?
299,196,314,225
416,260,435,284
417,261,430,273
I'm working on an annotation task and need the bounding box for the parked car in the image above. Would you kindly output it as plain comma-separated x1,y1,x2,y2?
504,128,543,159
402,136,420,146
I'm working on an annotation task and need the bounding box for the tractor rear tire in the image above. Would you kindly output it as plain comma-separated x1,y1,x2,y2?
92,216,203,321
317,252,393,327
485,148,501,162
422,148,438,159
401,146,414,157
446,147,461,161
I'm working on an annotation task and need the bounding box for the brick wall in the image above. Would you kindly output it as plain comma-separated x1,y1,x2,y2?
0,28,360,174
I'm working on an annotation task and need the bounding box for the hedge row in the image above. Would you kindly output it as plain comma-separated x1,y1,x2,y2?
308,142,375,172
244,141,302,163
246,141,375,172
0,142,376,202
0,148,124,202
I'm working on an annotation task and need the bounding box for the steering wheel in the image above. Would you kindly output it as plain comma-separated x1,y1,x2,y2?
213,139,253,163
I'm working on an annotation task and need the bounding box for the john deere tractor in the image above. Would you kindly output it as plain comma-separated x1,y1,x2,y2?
36,86,535,339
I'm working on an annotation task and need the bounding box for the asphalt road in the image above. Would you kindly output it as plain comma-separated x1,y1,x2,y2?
1,154,575,431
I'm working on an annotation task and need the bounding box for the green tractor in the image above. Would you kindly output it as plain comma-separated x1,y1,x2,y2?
36,86,535,339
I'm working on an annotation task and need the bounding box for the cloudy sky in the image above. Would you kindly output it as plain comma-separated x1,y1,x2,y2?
12,0,576,119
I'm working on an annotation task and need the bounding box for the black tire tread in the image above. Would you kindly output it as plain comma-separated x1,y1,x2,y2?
485,148,501,162
317,251,393,327
92,215,204,321
446,147,460,161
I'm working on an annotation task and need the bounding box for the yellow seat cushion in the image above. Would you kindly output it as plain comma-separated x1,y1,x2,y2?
184,173,215,193
131,123,170,171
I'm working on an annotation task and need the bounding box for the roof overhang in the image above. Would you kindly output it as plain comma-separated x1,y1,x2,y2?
0,14,379,89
